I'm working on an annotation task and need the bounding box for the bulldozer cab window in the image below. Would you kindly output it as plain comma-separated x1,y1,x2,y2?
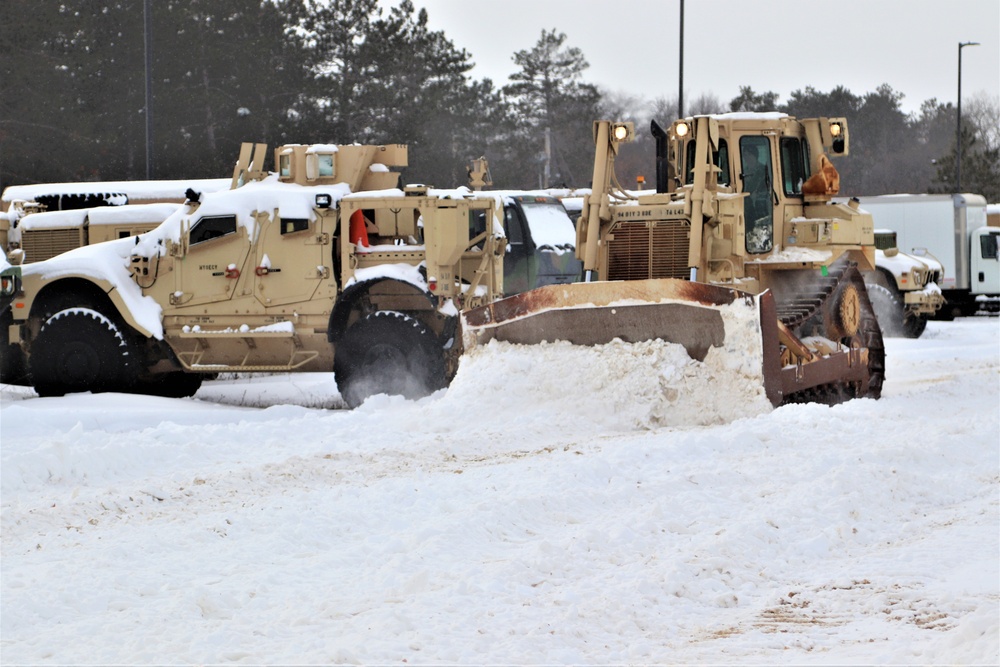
740,136,774,254
684,139,731,185
190,215,238,245
715,140,730,186
780,137,808,196
684,140,695,183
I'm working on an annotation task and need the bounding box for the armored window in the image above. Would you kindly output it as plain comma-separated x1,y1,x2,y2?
780,137,807,196
281,218,309,235
317,154,335,177
190,215,237,245
469,210,488,240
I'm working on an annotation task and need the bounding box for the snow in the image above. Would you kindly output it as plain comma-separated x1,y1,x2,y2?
1,316,998,664
1,178,230,204
519,200,577,252
15,203,181,232
876,248,938,276
753,246,834,264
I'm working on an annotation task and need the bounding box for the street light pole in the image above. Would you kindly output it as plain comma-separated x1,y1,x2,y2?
144,0,154,180
678,0,684,118
956,40,979,192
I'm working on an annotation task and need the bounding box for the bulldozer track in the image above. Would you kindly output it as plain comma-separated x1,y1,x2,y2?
774,263,885,405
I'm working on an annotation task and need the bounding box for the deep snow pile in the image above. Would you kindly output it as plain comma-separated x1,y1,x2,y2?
1,318,998,665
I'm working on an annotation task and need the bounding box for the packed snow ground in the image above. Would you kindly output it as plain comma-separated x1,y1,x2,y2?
1,317,998,665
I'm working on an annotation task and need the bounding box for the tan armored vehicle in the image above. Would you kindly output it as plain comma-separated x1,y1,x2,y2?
7,143,504,405
467,114,885,404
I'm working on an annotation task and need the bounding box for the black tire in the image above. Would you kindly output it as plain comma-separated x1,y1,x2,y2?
865,283,905,337
334,311,445,408
901,314,928,339
30,308,137,397
0,308,29,385
134,371,203,398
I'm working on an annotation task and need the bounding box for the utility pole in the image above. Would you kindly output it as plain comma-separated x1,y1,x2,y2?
956,41,979,192
144,0,154,179
678,0,684,118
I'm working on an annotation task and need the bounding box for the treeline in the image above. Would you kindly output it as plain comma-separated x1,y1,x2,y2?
1,0,997,201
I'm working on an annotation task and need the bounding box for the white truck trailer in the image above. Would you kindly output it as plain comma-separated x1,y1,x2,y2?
849,194,998,318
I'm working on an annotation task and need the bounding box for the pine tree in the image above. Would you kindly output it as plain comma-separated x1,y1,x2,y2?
502,30,601,188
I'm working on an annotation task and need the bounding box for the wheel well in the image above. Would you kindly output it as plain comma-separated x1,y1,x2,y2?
875,267,900,292
29,279,118,329
328,277,442,344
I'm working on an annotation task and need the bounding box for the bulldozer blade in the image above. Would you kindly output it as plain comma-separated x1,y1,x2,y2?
462,279,750,362
463,279,877,409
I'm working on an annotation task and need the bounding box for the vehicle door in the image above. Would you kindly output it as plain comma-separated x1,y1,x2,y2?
971,227,1000,295
252,209,329,307
502,205,532,295
175,212,253,308
739,136,775,255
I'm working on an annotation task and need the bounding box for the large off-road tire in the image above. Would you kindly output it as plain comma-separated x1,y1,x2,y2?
865,283,905,338
334,310,445,408
901,314,928,339
30,308,137,397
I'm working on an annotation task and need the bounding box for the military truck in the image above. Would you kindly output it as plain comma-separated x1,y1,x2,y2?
5,202,181,264
0,178,231,264
470,192,582,294
6,143,506,405
0,256,19,315
863,228,944,338
474,114,884,405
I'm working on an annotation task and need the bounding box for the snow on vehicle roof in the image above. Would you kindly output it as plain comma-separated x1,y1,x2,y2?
705,112,790,121
24,175,355,339
1,178,230,203
18,203,182,230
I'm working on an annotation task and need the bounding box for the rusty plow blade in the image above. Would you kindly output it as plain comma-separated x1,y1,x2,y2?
462,280,877,408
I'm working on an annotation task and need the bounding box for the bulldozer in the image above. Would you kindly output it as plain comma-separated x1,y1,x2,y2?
463,114,884,406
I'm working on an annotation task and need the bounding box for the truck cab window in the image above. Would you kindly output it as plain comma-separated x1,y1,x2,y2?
190,215,237,245
981,231,999,260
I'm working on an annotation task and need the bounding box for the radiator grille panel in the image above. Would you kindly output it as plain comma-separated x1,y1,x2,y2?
607,221,689,281
22,230,84,263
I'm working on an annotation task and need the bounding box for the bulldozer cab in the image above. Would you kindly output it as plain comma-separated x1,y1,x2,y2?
666,114,849,263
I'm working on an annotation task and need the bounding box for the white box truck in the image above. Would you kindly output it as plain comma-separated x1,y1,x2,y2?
849,194,998,318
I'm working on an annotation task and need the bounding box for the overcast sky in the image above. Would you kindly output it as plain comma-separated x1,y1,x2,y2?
383,0,999,115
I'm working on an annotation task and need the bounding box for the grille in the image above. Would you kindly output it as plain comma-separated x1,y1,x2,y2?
606,220,689,281
21,229,84,262
874,232,897,251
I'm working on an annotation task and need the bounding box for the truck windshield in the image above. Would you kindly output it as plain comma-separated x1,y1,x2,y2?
520,202,576,252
